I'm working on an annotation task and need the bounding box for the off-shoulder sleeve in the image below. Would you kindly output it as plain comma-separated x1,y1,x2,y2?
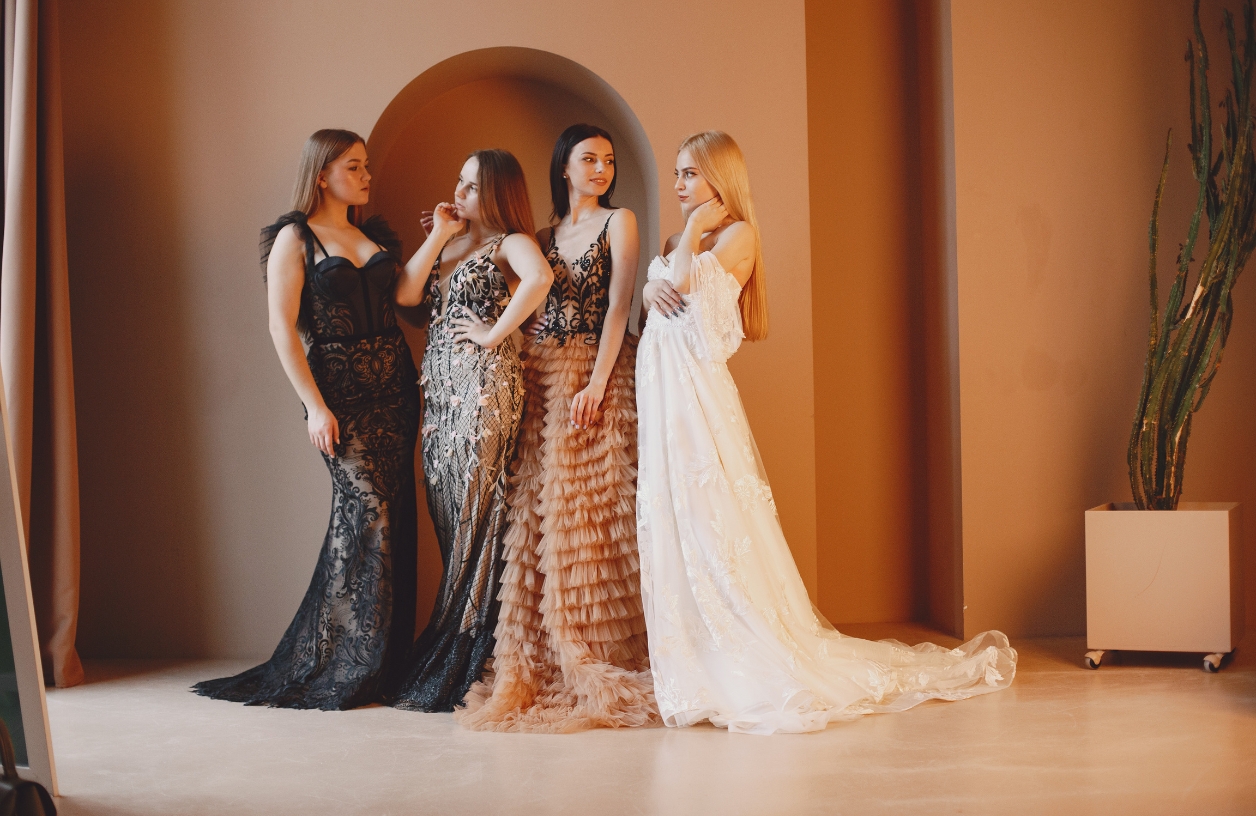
692,251,745,363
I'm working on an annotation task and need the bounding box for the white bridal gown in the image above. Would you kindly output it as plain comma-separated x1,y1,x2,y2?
636,252,1017,735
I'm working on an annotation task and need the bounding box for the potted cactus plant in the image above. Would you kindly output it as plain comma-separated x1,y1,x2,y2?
1085,0,1249,672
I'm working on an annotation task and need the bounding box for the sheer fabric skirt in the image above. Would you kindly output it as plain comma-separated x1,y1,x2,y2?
193,331,420,710
455,333,658,732
390,333,524,712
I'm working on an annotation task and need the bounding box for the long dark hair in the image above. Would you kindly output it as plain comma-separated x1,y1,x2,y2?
470,149,535,236
549,123,617,221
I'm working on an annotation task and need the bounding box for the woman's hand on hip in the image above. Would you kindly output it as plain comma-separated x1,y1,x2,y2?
451,313,500,348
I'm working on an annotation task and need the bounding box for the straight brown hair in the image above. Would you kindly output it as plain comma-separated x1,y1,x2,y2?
470,149,535,236
292,128,365,223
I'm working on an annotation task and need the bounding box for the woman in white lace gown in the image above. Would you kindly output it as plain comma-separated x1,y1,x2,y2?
636,131,1016,735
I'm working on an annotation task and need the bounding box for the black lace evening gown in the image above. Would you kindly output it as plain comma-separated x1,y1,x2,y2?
389,235,525,712
193,212,420,710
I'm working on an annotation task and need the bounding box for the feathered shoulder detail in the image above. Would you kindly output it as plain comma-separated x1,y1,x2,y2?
259,211,401,285
259,210,310,283
359,215,402,258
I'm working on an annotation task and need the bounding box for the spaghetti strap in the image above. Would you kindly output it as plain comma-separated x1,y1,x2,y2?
307,227,331,262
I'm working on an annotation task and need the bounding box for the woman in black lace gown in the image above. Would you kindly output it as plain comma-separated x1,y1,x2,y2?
389,149,553,711
193,129,431,710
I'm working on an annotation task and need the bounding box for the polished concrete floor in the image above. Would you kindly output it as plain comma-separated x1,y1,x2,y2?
45,624,1256,815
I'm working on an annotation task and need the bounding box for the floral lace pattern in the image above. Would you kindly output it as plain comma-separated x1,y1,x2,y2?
535,214,615,346
193,213,419,710
637,252,1018,734
390,236,525,712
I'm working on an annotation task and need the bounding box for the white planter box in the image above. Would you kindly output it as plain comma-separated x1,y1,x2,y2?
1085,502,1244,655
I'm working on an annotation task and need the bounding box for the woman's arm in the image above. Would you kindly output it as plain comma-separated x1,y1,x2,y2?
641,233,685,326
668,199,755,292
450,233,554,348
571,210,640,427
396,203,463,306
267,225,339,456
701,221,757,288
519,226,556,336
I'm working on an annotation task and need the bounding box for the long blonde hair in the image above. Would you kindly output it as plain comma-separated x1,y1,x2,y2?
679,130,767,341
291,128,365,223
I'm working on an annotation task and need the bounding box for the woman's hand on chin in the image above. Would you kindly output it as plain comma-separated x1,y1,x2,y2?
643,279,686,318
450,313,500,348
430,203,464,242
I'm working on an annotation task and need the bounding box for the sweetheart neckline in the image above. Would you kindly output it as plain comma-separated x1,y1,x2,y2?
314,249,391,270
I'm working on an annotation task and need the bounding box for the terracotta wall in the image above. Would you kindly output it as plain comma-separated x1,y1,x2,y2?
806,0,959,631
952,0,1256,636
59,0,816,657
59,0,1237,656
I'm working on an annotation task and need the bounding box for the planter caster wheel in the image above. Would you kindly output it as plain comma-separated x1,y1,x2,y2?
1203,653,1227,673
1084,649,1106,669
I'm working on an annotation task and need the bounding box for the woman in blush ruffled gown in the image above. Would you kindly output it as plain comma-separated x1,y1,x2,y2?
636,130,1017,735
457,124,656,732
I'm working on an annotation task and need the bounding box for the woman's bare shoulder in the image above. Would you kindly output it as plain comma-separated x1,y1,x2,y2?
609,207,638,228
719,220,755,242
502,231,541,252
663,232,682,255
270,223,305,259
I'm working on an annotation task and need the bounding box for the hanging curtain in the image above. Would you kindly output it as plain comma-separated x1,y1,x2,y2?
1,0,82,688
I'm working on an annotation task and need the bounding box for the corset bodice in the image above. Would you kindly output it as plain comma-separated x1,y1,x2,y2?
257,211,416,412
536,213,614,346
303,229,401,341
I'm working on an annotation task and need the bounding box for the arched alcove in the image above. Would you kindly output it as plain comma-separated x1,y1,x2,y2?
366,48,658,631
367,46,657,296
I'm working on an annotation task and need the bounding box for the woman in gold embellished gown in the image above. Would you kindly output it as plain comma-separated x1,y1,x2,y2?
389,149,554,712
456,125,656,732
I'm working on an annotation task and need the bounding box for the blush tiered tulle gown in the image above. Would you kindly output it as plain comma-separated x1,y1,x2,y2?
456,213,657,732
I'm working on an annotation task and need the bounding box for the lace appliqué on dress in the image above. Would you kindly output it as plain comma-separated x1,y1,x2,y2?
691,252,744,364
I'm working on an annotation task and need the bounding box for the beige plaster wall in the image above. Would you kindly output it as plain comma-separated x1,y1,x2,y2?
60,0,815,657
951,0,1256,637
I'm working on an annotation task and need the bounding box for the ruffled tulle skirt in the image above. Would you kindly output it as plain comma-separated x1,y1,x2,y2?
455,333,659,732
